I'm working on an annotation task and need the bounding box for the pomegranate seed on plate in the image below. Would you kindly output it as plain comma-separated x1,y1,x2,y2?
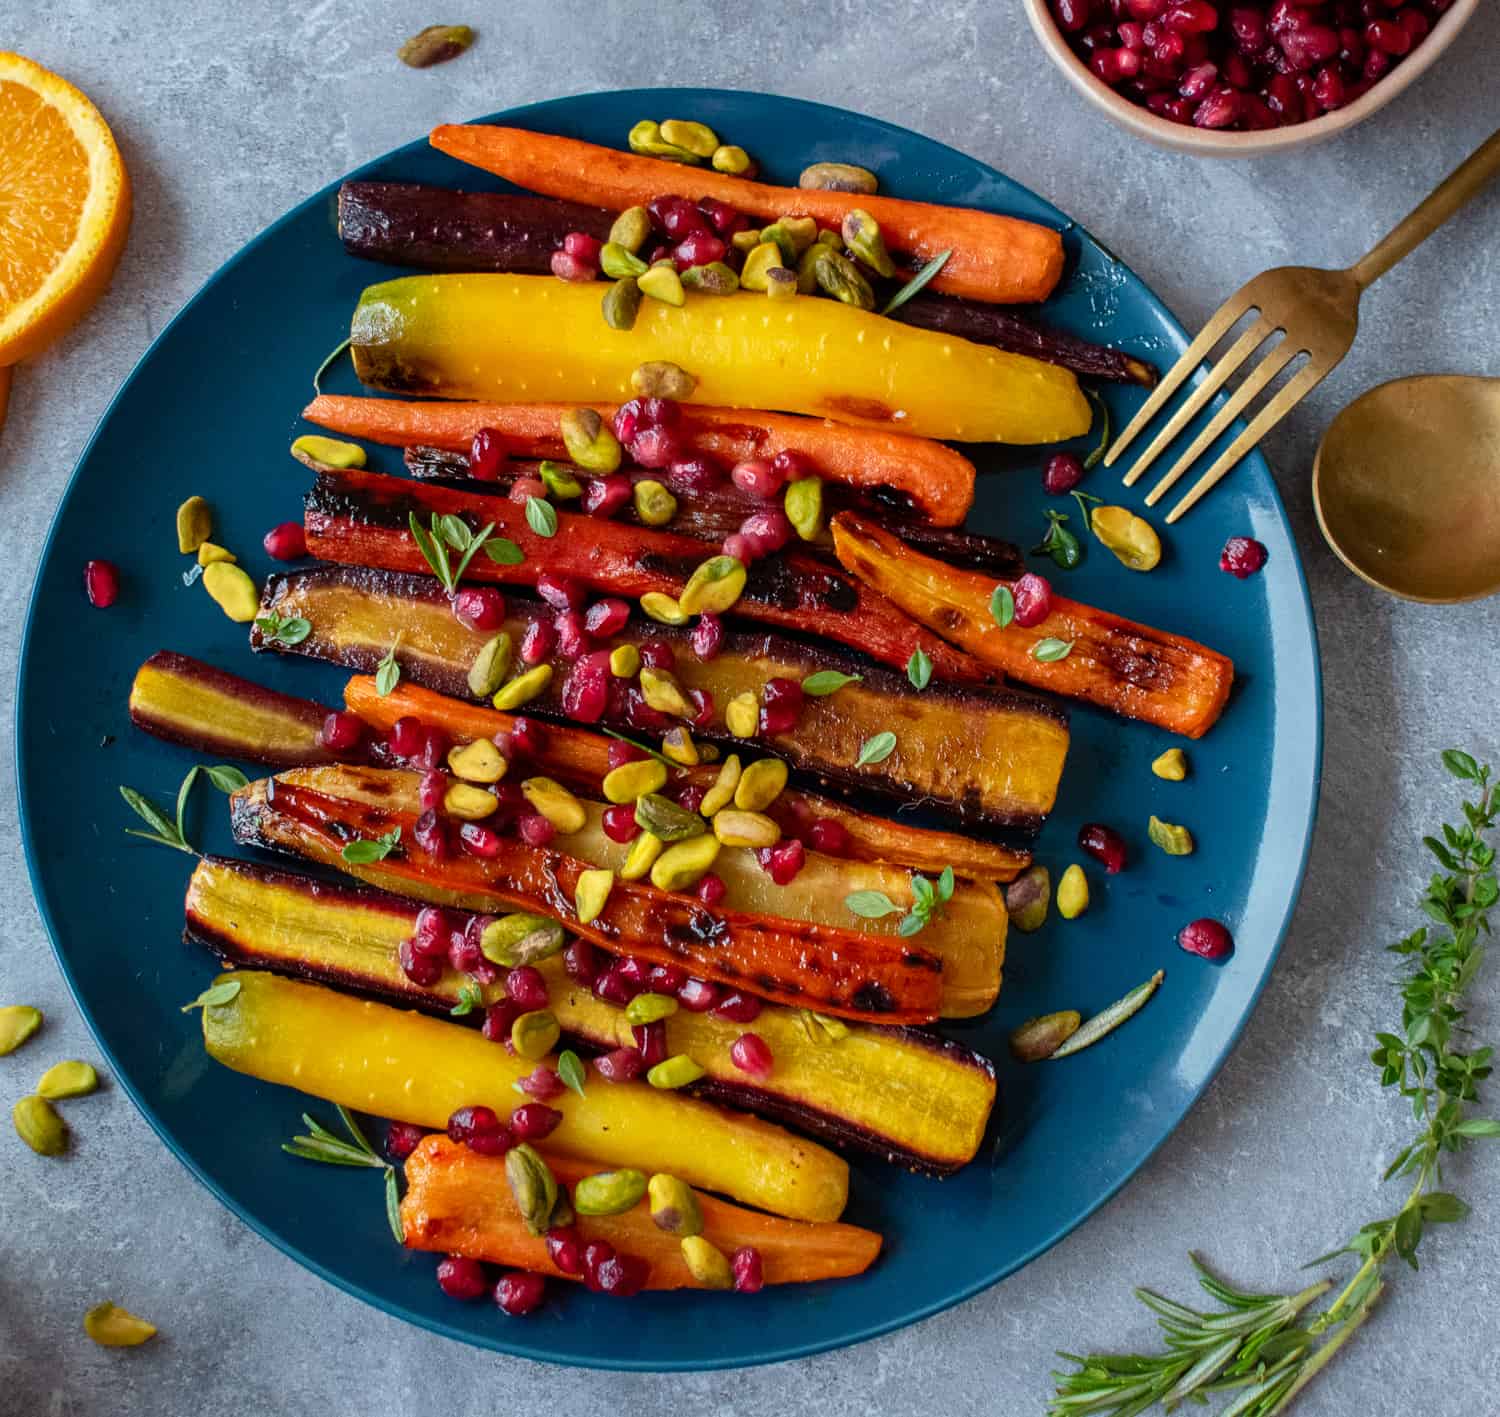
648,962,688,993
469,427,505,480
582,473,633,518
416,724,449,770
690,611,725,660
563,231,602,264
452,587,506,631
519,618,556,665
593,1249,650,1297
667,454,724,493
770,448,818,481
1012,572,1054,628
585,598,630,638
696,873,727,907
649,195,708,239
509,476,546,504
537,571,586,610
564,938,601,986
674,231,727,269
1042,452,1086,495
447,1104,503,1144
506,966,549,1011
677,977,720,1012
698,196,747,235
712,991,762,1024
593,1047,646,1083
413,810,449,859
1220,535,1268,577
630,423,686,469
413,906,450,954
516,1065,566,1100
417,768,446,811
1079,822,1129,873
436,1255,489,1301
509,716,546,758
509,1103,563,1141
385,1122,426,1161
593,966,639,1007
722,532,756,564
459,821,503,858
731,458,785,499
730,1032,774,1079
262,522,306,560
759,676,804,735
731,1246,765,1293
482,1000,520,1042
390,716,425,760
550,250,596,282
739,507,793,558
318,710,363,754
637,639,675,671
1179,917,1234,959
517,811,556,848
602,803,641,843
633,1021,668,1067
398,938,443,986
493,1270,547,1316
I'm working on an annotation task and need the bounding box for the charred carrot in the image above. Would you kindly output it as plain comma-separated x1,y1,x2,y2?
428,124,1064,305
402,1136,881,1287
302,466,993,686
831,513,1235,738
301,393,977,528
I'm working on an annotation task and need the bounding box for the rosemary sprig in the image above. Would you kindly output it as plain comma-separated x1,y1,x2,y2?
1051,749,1500,1416
283,1106,404,1244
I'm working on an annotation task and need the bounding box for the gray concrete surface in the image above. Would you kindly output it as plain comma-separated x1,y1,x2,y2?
3,3,1499,1413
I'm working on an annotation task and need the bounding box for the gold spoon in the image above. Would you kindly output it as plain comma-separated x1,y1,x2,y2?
1313,374,1500,603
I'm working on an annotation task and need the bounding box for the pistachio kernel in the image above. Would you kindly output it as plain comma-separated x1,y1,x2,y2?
492,662,553,710
658,119,719,159
625,992,679,1026
734,758,789,813
1057,864,1090,920
798,161,879,194
681,260,741,295
602,757,669,805
511,1009,561,1061
730,228,764,255
1148,815,1196,856
634,792,707,843
1152,748,1189,781
626,120,700,164
711,144,755,176
196,541,235,567
783,477,824,541
650,834,722,892
520,776,587,834
201,562,260,622
600,242,649,280
443,781,498,820
447,738,508,785
574,868,615,926
841,208,896,278
620,831,665,881
633,478,679,528
660,726,699,766
1009,1010,1083,1063
677,555,747,616
608,206,651,254
740,242,787,293
812,248,876,310
639,592,688,626
468,632,514,699
647,1054,706,1090
290,434,366,469
699,755,742,817
638,264,686,307
175,496,212,554
0,1005,42,1056
575,1167,649,1216
559,407,622,474
795,244,822,295
480,914,565,968
83,1302,157,1348
1004,865,1052,934
680,1234,734,1289
609,643,641,678
36,1060,99,1100
766,266,798,300
631,361,696,401
13,1094,66,1156
639,667,695,719
396,23,474,67
550,1187,576,1231
1091,505,1163,572
712,809,781,849
648,1173,704,1236
773,217,819,258
505,1143,559,1237
538,460,583,500
725,691,759,739
602,277,643,331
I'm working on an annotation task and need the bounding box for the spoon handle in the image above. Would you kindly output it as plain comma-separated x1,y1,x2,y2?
1348,128,1500,290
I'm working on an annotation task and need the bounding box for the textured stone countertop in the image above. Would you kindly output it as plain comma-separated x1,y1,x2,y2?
4,4,1499,1413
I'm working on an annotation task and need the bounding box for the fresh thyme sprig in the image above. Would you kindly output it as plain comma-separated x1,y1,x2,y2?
408,511,523,594
845,866,955,937
120,763,248,854
1051,749,1500,1417
283,1106,404,1245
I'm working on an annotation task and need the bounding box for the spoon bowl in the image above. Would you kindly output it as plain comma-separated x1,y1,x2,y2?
1313,374,1500,603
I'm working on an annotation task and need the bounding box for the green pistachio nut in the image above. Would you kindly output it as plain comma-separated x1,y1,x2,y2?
505,1143,559,1236
680,1234,734,1289
443,781,498,821
609,206,652,253
603,758,669,805
733,758,789,813
0,1005,42,1056
609,644,641,678
812,248,876,310
712,809,781,849
602,276,643,331
711,144,754,175
1148,815,1195,856
659,119,719,158
699,755,742,817
1057,863,1090,920
631,360,698,401
725,692,759,739
448,737,508,784
638,667,695,719
511,1010,561,1061
798,161,879,194
812,1012,850,1041
841,209,896,278
633,479,679,528
538,460,583,500
37,1060,99,1100
650,835,722,892
492,662,553,711
467,632,513,699
766,266,798,300
521,776,588,834
680,261,740,295
647,1054,706,1090
1004,865,1052,933
550,1186,576,1230
639,591,688,625
795,244,823,295
1152,748,1189,781
625,992,679,1026
290,434,366,470
783,476,824,541
627,120,700,164
634,793,707,844
559,407,622,473
660,726,699,766
600,242,649,280
574,868,615,926
677,555,747,616
13,1095,66,1156
620,831,665,881
740,242,787,293
648,1173,704,1236
574,1167,648,1216
480,914,566,967
730,228,764,255
638,264,686,307
1008,1010,1082,1063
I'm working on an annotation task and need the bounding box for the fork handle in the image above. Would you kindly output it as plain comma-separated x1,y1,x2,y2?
1348,128,1500,289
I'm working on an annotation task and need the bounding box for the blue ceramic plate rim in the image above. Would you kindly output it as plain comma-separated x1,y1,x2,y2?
17,87,1322,1371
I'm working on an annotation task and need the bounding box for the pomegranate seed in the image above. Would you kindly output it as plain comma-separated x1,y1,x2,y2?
447,1104,502,1145
696,873,727,907
1079,822,1129,873
390,716,425,760
1220,535,1268,577
685,689,713,731
690,611,725,660
1012,572,1054,628
611,401,642,447
677,977,721,1012
722,532,756,564
1311,63,1347,106
649,195,709,239
417,769,446,812
518,618,555,666
637,640,676,671
739,507,793,558
262,522,307,560
807,818,850,855
459,822,502,858
731,458,785,499
563,231,603,264
1179,917,1234,959
666,454,724,493
560,662,608,723
712,991,762,1024
416,724,449,771
516,811,555,848
1222,49,1252,84
1363,46,1394,80
508,716,545,759
761,838,806,886
1396,6,1429,40
547,1225,586,1275
1165,0,1218,31
730,1032,774,1079
414,906,451,953
509,476,547,504
1180,59,1219,96
413,810,449,859
385,1122,426,1161
608,738,646,770
1054,0,1095,30
509,1103,564,1141
593,1249,650,1297
1194,85,1244,126
318,710,364,755
1229,4,1268,45
599,804,641,844
732,1246,765,1294
482,1000,520,1042
448,928,484,973
452,587,506,632
633,1021,668,1068
506,966,549,1011
398,938,443,986
550,250,596,282
493,1270,546,1316
564,938,601,986
1042,452,1086,495
469,427,506,480
537,571,586,610
674,231,727,269
582,1239,616,1291
617,956,651,985
770,448,819,482
759,677,805,736
625,687,671,733
582,473,633,518
631,423,687,470
594,965,640,1007
593,1047,646,1082
83,558,120,608
436,1255,489,1301
1365,15,1410,50
584,597,630,638
1092,45,1143,81
517,1065,566,1100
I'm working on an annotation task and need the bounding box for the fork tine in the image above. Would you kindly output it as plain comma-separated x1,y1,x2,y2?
1120,318,1275,487
1164,362,1331,523
1142,341,1300,507
1103,295,1260,468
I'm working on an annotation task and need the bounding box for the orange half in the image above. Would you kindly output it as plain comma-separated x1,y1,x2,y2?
0,53,131,365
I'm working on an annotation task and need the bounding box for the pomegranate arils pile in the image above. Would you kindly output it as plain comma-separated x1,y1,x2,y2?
1052,0,1450,132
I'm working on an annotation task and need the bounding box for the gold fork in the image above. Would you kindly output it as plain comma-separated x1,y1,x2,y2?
1106,127,1500,523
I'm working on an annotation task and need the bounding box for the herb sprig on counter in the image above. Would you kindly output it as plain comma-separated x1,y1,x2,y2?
283,1106,403,1245
1051,749,1500,1417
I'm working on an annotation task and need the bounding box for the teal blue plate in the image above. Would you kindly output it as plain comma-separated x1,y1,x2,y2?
17,88,1320,1370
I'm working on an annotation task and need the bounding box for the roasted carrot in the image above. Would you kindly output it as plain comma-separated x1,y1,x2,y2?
428,124,1064,306
303,466,993,686
302,394,976,529
402,1137,882,1287
232,767,947,1024
831,513,1235,739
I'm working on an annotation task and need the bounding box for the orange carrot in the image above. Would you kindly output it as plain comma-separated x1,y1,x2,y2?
401,1136,882,1288
831,512,1235,739
301,394,975,528
428,124,1064,306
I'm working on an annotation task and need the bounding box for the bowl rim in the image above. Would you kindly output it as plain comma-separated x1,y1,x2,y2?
1021,0,1481,156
